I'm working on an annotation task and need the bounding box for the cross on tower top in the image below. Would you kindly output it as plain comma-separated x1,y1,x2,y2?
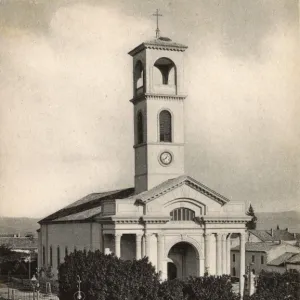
152,9,163,38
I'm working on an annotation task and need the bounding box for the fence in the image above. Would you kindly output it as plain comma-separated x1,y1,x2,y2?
2,289,58,300
9,278,59,295
0,277,59,300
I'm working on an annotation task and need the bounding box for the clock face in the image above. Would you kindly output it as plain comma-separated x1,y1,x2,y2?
160,151,172,165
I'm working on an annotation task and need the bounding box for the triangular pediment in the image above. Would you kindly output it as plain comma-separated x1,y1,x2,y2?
134,175,230,206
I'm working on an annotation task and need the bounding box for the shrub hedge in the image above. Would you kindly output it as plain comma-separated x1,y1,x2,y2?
246,270,300,300
58,250,238,300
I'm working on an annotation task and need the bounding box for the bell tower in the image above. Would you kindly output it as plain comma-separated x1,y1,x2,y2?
128,36,188,194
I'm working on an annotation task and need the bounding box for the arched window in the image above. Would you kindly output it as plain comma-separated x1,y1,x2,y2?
170,208,195,221
65,246,68,257
135,61,144,94
154,57,176,85
49,246,53,267
137,111,144,144
57,246,60,266
159,110,172,142
42,246,46,265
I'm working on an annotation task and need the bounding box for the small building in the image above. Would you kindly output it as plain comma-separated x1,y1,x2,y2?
231,242,300,276
0,236,38,254
265,252,297,273
286,253,300,272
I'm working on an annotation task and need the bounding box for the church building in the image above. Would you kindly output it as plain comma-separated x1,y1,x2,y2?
38,33,250,296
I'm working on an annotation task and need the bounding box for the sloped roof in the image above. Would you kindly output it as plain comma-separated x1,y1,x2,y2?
249,230,296,242
267,252,296,266
39,175,232,224
128,37,188,56
0,237,38,249
39,188,135,224
132,175,230,205
232,242,277,252
287,253,300,265
54,206,103,222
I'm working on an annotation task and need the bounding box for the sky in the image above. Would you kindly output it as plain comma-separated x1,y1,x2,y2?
0,0,299,218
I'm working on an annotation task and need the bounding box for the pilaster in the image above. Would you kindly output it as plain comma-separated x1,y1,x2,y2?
136,234,142,260
204,233,213,274
222,234,227,274
114,234,122,258
157,233,165,275
226,234,231,274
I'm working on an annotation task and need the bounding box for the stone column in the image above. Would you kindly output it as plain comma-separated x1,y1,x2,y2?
222,234,227,275
145,234,151,258
204,233,213,274
226,234,231,274
136,234,142,260
114,234,122,258
216,233,222,275
239,233,246,299
157,234,165,275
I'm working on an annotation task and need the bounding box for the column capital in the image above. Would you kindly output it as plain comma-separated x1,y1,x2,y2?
239,232,246,241
115,233,122,239
216,233,222,241
204,232,213,237
157,233,165,240
221,234,227,241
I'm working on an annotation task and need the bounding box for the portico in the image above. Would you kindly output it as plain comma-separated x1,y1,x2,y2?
94,176,249,299
109,230,246,280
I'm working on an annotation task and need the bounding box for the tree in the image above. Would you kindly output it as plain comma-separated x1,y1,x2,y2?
246,204,257,230
247,270,300,300
0,244,13,256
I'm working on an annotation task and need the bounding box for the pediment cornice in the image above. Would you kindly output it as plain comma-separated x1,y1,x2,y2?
196,216,251,224
135,175,230,206
95,215,141,224
142,215,171,224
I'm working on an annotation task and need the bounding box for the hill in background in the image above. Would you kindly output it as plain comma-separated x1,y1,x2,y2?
0,210,299,236
256,210,300,232
0,217,40,236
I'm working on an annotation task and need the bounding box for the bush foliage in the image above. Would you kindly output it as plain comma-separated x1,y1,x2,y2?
59,250,160,300
58,250,238,300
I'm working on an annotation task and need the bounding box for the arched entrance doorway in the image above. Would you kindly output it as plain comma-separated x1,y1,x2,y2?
167,262,177,280
167,242,198,279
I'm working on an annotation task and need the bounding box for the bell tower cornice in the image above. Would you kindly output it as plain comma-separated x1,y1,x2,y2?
130,93,187,105
128,37,188,57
